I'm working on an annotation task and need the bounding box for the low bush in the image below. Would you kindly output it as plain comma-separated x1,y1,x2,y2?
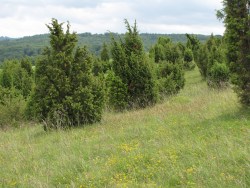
157,61,185,96
207,62,230,88
0,87,27,129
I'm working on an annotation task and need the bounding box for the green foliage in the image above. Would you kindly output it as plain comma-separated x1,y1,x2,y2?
207,62,230,88
27,19,104,129
168,45,182,63
150,37,183,64
1,68,12,89
154,44,164,63
0,35,48,65
0,33,217,65
207,39,226,69
20,58,33,76
149,37,185,97
93,58,112,76
196,35,229,88
185,34,200,62
183,48,193,63
110,20,157,110
157,61,185,96
0,58,33,128
100,42,110,61
108,73,128,111
70,47,105,125
0,59,33,97
183,48,195,70
219,0,250,105
196,45,209,78
0,87,26,129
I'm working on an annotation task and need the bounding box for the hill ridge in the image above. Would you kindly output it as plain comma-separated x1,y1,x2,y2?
0,33,221,64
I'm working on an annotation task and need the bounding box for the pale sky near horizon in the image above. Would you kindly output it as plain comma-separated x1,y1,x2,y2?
0,0,225,38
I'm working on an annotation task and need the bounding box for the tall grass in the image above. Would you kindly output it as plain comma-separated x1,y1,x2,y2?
0,68,249,187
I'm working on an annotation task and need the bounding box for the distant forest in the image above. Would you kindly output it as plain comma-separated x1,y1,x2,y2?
0,33,221,64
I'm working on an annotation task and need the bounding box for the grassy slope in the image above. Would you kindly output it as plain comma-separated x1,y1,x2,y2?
0,69,249,187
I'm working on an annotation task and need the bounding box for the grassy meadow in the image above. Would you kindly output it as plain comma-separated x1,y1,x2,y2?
0,68,249,187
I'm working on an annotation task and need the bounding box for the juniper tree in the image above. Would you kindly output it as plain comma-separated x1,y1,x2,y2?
207,61,230,88
154,44,164,63
186,34,200,62
157,61,185,96
197,45,209,78
100,42,109,61
183,48,195,70
150,37,182,64
20,58,33,76
196,34,229,87
184,49,193,63
93,43,111,76
218,0,250,105
149,37,185,96
27,19,104,128
110,20,157,110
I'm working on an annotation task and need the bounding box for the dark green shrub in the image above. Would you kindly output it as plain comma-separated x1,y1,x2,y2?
157,61,185,96
186,34,200,62
110,20,157,110
207,62,230,88
108,73,128,111
154,44,164,63
100,42,110,61
218,0,250,105
150,37,182,64
196,45,209,78
149,37,185,98
93,59,112,76
183,48,196,70
20,58,33,76
27,19,104,129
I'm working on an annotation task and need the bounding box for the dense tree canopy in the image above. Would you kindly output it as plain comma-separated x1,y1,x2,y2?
218,0,250,105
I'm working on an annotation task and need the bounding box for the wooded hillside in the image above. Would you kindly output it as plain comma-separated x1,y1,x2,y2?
0,33,220,64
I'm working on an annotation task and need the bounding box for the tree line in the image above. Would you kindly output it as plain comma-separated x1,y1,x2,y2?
0,32,218,65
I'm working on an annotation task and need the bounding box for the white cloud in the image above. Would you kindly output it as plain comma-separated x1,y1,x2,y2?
0,0,225,37
140,23,224,35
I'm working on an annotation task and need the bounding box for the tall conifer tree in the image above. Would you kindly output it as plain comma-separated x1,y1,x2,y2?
218,0,250,105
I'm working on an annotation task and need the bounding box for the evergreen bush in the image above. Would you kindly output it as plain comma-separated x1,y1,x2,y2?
207,62,230,88
109,20,157,110
157,61,185,96
27,19,104,129
218,0,250,105
183,48,196,70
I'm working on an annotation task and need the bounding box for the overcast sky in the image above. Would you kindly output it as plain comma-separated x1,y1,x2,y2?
1,0,224,38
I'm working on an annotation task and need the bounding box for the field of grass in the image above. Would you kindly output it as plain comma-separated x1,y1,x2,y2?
1,68,249,187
